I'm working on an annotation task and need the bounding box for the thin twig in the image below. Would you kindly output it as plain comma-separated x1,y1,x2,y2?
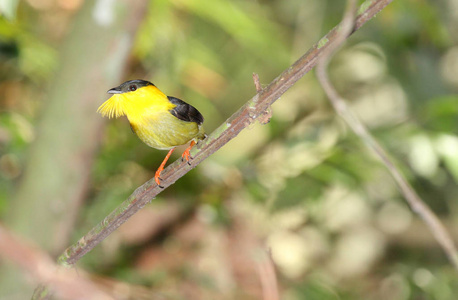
58,0,395,267
253,73,262,93
315,0,458,270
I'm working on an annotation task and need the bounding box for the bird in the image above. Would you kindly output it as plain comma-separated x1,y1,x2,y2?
97,79,206,186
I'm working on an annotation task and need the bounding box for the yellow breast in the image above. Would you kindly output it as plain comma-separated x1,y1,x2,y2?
130,110,202,150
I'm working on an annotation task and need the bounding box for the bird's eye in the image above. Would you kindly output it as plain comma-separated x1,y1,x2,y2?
129,85,137,91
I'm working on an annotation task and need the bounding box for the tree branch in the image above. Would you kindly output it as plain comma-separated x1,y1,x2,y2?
315,0,458,271
58,0,395,267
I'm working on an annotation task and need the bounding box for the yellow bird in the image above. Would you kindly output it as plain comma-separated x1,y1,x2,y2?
97,79,206,186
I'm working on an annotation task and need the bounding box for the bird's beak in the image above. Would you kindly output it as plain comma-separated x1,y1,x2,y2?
107,86,122,94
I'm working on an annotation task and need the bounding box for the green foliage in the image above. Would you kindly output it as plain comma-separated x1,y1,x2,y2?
418,95,458,133
293,278,350,300
0,18,57,81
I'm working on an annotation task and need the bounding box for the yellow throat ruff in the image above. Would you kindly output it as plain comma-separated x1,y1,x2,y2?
97,84,173,121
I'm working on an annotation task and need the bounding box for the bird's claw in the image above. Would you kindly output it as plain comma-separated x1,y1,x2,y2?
181,157,192,166
155,178,164,189
155,171,164,188
181,140,196,165
181,151,193,165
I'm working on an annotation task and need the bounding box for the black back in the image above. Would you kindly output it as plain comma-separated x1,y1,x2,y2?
168,96,204,125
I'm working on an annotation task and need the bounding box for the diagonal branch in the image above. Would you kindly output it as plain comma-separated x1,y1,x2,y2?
315,0,458,270
58,0,395,267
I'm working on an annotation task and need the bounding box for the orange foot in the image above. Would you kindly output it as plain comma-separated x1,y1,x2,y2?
155,148,175,187
181,140,196,165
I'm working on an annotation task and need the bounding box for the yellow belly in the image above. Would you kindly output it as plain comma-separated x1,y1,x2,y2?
129,111,204,150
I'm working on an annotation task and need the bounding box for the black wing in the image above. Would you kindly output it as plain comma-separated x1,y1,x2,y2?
168,96,204,125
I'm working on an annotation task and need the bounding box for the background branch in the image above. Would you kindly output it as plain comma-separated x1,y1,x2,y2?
58,0,395,268
257,249,279,300
315,0,458,270
0,225,114,300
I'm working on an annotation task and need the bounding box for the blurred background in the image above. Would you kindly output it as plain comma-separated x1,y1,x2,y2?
1,0,458,299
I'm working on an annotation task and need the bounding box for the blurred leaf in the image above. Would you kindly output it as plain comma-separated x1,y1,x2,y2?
294,279,343,300
172,0,290,65
0,112,33,149
0,17,57,80
274,174,323,211
435,134,458,183
18,35,57,80
0,39,18,59
418,95,458,133
0,0,18,20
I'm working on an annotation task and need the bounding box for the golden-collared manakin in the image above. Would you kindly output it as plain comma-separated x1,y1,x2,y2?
97,79,206,186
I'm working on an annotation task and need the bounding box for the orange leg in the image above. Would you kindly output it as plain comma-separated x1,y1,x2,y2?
155,148,175,186
181,140,196,163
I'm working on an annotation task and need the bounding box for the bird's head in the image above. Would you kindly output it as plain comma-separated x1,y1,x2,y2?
97,79,167,119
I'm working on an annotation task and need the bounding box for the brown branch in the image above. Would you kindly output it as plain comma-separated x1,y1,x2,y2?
315,0,458,270
0,225,114,300
58,0,395,267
